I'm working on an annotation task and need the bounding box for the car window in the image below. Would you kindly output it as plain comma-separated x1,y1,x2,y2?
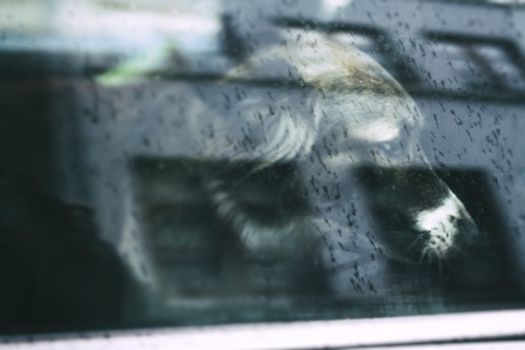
1,0,525,335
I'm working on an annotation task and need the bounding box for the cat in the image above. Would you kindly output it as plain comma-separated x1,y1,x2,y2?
199,31,481,297
111,30,481,299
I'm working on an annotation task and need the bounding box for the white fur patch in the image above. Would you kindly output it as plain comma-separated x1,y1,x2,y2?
415,194,460,256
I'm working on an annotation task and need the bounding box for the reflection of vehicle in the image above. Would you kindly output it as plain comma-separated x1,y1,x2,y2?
1,0,525,348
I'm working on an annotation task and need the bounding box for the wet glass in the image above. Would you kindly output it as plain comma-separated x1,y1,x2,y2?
1,0,525,335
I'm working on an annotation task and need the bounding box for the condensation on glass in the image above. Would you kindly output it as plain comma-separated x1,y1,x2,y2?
1,0,525,334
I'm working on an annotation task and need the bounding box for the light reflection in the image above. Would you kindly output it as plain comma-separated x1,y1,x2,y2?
349,117,401,143
322,0,353,17
96,44,176,86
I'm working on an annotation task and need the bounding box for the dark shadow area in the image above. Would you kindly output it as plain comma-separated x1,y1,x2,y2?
435,168,519,292
0,55,140,335
0,71,56,193
130,156,326,300
0,180,141,335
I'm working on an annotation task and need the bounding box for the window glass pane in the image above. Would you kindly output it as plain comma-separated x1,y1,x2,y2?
1,0,525,335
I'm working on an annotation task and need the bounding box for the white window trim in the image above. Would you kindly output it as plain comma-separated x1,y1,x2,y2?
2,309,525,349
